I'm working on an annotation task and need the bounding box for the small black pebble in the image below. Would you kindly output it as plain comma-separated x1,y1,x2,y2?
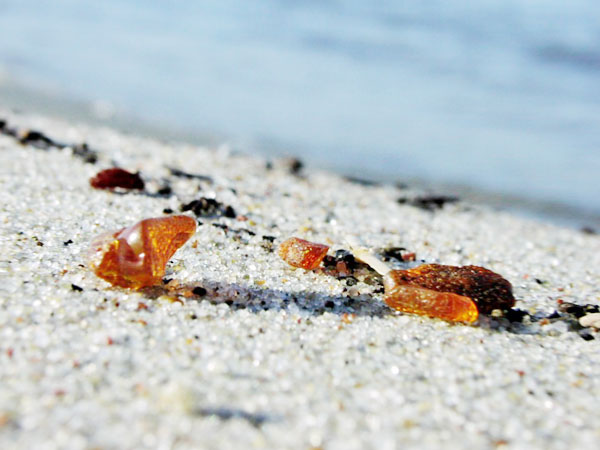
162,278,173,285
535,278,545,285
335,249,352,260
262,235,276,242
289,158,303,174
181,197,222,217
324,300,335,309
265,161,273,170
558,302,586,318
71,284,83,292
192,286,207,296
163,208,174,214
223,205,236,218
579,330,595,341
581,226,597,235
182,197,235,219
504,308,529,323
63,239,73,246
335,249,356,270
157,186,172,196
381,247,407,262
322,255,337,268
189,313,198,320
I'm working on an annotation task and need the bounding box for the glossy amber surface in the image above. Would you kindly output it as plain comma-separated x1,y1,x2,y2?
89,215,196,289
383,264,515,322
383,280,479,322
279,237,329,270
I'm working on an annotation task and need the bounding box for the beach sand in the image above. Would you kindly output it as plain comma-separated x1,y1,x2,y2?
0,108,599,449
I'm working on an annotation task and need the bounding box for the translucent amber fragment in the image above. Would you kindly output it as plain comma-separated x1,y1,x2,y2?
89,215,196,289
383,264,515,321
279,237,329,270
383,281,479,323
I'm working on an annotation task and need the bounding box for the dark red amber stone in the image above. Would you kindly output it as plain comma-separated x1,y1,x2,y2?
90,168,145,190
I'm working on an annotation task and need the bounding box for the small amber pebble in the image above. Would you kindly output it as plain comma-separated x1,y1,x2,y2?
279,237,329,270
90,168,145,190
89,215,196,289
384,283,479,323
383,264,515,322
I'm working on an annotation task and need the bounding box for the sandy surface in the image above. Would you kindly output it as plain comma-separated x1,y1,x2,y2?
0,108,599,449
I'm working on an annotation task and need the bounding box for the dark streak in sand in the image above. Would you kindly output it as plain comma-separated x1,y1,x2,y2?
212,223,256,237
168,167,213,183
397,195,459,211
195,407,275,427
344,175,380,186
0,118,98,163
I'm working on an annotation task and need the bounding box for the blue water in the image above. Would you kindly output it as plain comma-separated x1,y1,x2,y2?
1,1,599,219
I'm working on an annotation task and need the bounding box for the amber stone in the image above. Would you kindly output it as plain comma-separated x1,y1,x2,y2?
383,281,479,323
279,237,329,270
89,215,196,289
90,168,145,190
383,264,515,321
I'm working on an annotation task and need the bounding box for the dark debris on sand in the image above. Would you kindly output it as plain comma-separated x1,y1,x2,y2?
168,167,213,183
181,197,236,219
397,195,459,211
1,118,98,163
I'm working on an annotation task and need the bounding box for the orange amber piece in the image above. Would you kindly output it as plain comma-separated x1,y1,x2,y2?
383,281,479,323
279,237,329,270
383,264,515,322
89,215,196,289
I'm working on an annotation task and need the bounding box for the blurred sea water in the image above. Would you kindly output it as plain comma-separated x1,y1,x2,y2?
0,0,599,225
